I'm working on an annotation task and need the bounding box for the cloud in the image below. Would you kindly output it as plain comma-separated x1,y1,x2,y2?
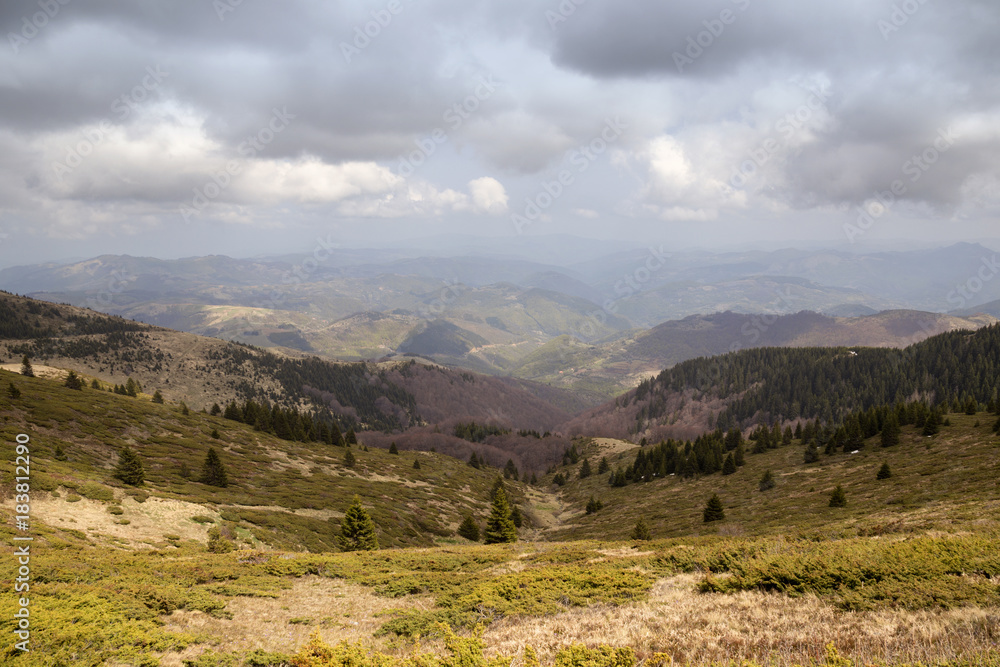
468,177,508,214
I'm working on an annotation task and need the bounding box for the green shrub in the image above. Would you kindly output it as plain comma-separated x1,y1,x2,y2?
79,481,115,502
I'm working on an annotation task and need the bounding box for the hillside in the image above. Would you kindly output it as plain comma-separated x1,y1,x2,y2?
509,309,995,397
0,293,583,444
565,322,1000,442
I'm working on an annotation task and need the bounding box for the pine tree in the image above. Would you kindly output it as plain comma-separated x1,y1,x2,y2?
207,526,235,553
457,515,480,541
20,355,34,377
722,453,737,475
7,381,21,399
210,429,220,439
90,379,101,389
412,458,421,470
344,448,356,468
758,469,776,492
734,441,745,466
803,442,820,463
345,429,358,446
468,452,481,469
388,441,399,455
829,485,847,507
210,403,222,416
152,390,164,404
703,494,725,523
504,458,518,480
631,517,651,541
579,458,592,479
125,377,139,397
53,443,67,461
922,410,940,436
113,447,145,486
339,495,378,551
63,370,83,390
585,496,604,514
200,448,229,487
510,504,523,528
876,462,892,480
881,414,900,447
598,457,610,474
483,487,517,544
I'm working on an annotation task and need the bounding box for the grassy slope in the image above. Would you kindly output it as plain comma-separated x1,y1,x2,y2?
545,414,1000,541
0,370,521,552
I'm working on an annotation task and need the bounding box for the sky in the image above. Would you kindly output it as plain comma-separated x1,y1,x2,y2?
0,0,998,267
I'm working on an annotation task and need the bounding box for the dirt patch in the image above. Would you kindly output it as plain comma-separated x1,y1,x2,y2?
33,492,214,547
1,364,71,381
157,575,433,666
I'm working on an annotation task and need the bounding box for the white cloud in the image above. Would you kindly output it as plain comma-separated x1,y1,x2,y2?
468,177,508,214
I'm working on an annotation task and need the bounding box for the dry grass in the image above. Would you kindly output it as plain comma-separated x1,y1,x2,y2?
158,575,435,666
482,574,1000,666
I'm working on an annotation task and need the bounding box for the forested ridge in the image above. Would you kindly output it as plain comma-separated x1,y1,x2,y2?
629,323,1000,433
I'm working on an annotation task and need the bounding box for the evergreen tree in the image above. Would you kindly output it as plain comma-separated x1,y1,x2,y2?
53,443,67,461
734,441,745,466
125,377,139,397
922,410,941,436
585,496,604,514
876,462,892,480
829,485,847,507
530,472,538,485
210,429,220,439
20,355,34,377
631,517,651,541
63,370,83,390
7,381,20,399
457,515,480,541
388,441,399,455
345,429,358,446
200,448,229,487
339,495,378,551
412,457,421,470
510,504,523,528
881,414,901,447
758,469,776,492
721,453,737,475
803,442,820,463
90,379,101,389
468,452,481,469
579,458,592,479
483,487,517,544
210,403,222,416
152,390,164,404
965,397,978,415
504,458,519,479
113,446,145,486
598,457,610,474
703,494,725,523
344,448,356,468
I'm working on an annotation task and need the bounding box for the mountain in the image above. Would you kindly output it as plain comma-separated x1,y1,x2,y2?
0,292,584,443
565,322,1000,442
506,309,995,397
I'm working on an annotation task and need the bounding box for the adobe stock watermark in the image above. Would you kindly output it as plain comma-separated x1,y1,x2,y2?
396,75,498,177
512,116,627,235
545,0,587,30
8,0,71,54
417,279,468,320
250,233,340,312
573,245,669,340
843,126,956,243
946,255,1000,310
85,269,136,311
179,106,295,222
52,65,169,181
213,0,244,21
673,0,751,73
729,84,832,188
877,0,931,40
340,0,414,63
